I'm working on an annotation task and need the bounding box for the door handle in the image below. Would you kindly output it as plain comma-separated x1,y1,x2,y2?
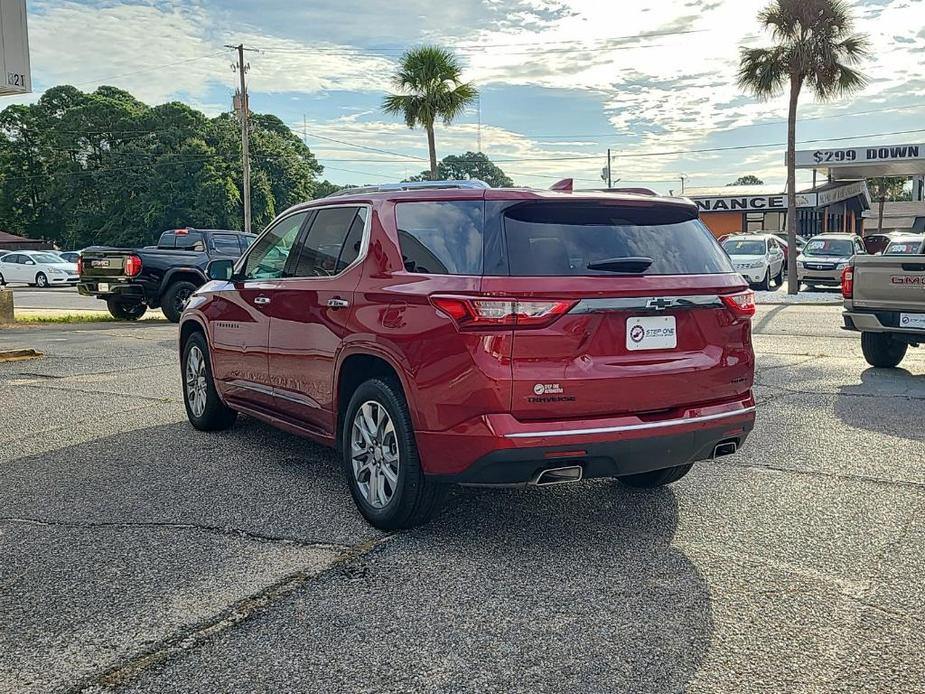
253,296,271,305
327,298,350,309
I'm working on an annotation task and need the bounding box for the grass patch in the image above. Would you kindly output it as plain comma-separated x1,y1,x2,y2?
13,312,119,324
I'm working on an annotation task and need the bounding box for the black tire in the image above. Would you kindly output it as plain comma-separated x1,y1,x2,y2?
0,271,5,285
802,283,816,291
774,265,784,287
619,463,693,489
182,331,237,431
758,268,771,291
106,298,147,321
861,332,907,368
341,378,446,530
161,280,198,323
35,272,48,288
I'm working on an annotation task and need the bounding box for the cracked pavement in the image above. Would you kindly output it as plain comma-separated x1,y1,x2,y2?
1,305,924,693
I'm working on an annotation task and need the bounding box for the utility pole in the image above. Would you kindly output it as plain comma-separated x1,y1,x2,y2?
680,174,687,194
607,149,612,188
227,43,254,233
303,114,307,146
476,93,481,154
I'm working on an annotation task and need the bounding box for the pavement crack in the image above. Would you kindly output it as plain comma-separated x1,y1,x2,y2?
13,380,177,404
0,517,352,552
715,459,925,491
67,533,394,694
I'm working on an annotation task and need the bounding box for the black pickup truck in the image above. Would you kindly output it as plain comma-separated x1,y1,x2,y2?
78,228,255,322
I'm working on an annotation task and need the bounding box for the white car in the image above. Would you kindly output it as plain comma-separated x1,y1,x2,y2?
0,251,79,287
721,234,785,290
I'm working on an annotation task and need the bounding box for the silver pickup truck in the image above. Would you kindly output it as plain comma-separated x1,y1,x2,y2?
842,234,925,368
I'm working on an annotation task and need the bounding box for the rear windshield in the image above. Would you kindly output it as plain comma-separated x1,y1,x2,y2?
804,239,853,257
723,239,766,255
503,203,733,276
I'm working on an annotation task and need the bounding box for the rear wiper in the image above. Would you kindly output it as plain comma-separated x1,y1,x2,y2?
586,256,653,273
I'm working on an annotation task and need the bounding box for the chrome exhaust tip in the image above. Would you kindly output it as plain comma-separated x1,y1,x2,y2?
713,440,738,459
532,465,584,486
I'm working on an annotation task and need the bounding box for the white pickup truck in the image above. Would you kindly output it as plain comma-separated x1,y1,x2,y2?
842,234,925,368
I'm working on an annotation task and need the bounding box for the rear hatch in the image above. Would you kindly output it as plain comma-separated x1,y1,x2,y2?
481,199,754,421
852,253,925,313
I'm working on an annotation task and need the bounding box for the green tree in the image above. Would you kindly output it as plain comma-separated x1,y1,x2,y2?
727,175,764,186
405,151,513,187
738,0,868,294
0,85,324,248
382,46,478,180
867,176,909,234
312,179,349,198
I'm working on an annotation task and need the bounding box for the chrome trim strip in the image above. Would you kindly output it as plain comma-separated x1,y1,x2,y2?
227,380,321,409
571,294,724,314
503,406,756,439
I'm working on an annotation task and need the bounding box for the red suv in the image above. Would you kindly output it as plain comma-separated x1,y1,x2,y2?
180,180,756,529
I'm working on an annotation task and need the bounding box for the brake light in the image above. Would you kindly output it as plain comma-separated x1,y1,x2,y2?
721,290,756,318
123,255,142,277
841,267,853,299
431,296,576,329
76,256,83,275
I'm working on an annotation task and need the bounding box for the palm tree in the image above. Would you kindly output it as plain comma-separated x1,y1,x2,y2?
738,0,868,294
382,46,478,180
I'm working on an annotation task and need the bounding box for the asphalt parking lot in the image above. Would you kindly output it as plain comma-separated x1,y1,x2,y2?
2,305,924,693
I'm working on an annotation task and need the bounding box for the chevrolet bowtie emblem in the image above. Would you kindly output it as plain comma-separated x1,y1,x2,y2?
646,298,673,311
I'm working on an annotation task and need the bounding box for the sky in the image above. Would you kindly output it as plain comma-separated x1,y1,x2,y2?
10,0,925,193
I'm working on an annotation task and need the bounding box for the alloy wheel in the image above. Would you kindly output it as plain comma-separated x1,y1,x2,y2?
185,345,208,417
175,288,193,315
351,401,399,509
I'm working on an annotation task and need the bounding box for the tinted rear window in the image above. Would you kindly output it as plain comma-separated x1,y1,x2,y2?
503,203,733,276
396,201,483,275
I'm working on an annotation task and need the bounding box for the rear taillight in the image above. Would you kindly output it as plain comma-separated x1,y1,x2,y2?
123,255,142,277
841,267,853,299
721,290,756,318
430,296,576,329
76,256,83,275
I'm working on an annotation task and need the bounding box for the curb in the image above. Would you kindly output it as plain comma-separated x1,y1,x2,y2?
0,349,43,363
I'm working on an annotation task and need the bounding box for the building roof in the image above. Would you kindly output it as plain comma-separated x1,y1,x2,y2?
861,201,925,218
0,230,38,243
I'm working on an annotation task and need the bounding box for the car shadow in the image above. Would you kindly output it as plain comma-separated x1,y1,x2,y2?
400,482,714,693
834,366,925,442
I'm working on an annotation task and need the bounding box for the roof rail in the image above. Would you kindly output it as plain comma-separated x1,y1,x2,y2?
607,187,659,196
325,179,490,198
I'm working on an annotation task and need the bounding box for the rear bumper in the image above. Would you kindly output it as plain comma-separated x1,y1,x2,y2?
78,281,149,304
418,393,756,484
843,309,925,341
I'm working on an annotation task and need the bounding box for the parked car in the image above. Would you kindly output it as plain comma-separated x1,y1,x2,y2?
883,235,925,256
862,232,908,256
721,233,785,290
78,228,254,321
771,232,807,267
842,234,924,368
797,233,865,289
0,251,79,287
56,251,81,263
179,180,757,529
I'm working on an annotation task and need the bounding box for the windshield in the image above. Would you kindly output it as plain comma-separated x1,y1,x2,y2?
884,240,924,255
804,239,854,257
32,253,67,264
722,239,766,256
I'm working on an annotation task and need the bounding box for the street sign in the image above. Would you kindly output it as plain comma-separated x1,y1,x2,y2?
0,0,30,96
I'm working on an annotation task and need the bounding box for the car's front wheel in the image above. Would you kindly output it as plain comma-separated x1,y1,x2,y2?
342,378,446,530
619,463,693,488
774,265,784,287
182,332,237,430
758,268,771,291
35,272,48,288
861,332,907,368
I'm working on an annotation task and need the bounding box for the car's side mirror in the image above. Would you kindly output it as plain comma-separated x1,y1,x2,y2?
207,258,235,281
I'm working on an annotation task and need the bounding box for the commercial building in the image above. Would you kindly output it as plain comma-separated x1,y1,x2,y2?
687,181,870,238
0,230,51,251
